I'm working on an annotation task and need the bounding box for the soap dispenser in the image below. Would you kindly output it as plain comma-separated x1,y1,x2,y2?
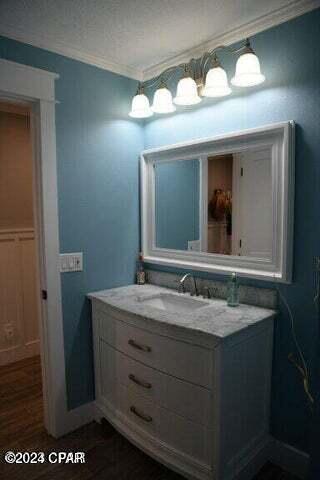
136,252,146,285
227,272,239,307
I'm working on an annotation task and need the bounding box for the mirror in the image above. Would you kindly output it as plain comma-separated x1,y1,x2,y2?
142,122,294,282
154,148,273,260
155,159,200,251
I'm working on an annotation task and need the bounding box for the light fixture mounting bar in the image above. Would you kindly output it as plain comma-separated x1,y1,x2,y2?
129,37,265,118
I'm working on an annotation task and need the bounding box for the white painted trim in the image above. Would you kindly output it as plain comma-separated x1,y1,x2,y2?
0,1,318,81
0,341,40,367
0,227,34,234
57,402,95,437
141,122,295,283
0,60,94,438
0,26,142,81
72,403,312,479
270,439,310,479
0,59,58,101
200,157,208,252
143,0,320,80
94,400,212,480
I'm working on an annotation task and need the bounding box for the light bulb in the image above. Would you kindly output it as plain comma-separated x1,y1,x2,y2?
202,65,231,97
174,76,201,105
129,91,153,118
152,85,176,114
231,41,265,87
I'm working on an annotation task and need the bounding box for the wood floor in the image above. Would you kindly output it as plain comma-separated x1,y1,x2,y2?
0,356,300,480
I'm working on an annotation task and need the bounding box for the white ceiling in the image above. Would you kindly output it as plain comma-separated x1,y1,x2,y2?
0,0,318,80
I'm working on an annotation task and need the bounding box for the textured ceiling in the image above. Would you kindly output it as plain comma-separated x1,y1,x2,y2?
0,0,318,79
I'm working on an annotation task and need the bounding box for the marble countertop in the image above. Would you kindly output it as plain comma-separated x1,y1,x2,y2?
88,284,276,342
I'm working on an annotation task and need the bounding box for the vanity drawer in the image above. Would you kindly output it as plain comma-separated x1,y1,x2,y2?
124,390,211,466
100,374,210,466
99,340,212,426
124,386,161,436
159,410,211,465
97,307,212,388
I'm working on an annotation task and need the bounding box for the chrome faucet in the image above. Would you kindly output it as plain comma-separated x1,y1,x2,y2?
179,273,199,296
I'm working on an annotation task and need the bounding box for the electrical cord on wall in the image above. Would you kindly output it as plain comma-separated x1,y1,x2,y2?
313,256,320,316
273,276,314,412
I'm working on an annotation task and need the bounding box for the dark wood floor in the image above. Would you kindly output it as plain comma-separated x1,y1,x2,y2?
0,356,299,480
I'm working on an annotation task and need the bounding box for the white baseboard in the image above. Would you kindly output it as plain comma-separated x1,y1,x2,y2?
57,401,95,437
270,438,310,479
232,436,272,480
0,340,40,366
55,404,310,480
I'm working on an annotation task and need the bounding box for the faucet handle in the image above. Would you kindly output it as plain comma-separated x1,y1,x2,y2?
202,286,211,299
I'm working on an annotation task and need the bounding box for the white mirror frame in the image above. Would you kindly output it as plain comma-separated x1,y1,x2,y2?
141,121,295,283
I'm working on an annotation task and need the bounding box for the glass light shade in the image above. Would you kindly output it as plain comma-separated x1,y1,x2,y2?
174,76,201,105
152,86,176,114
129,93,153,118
231,52,265,87
202,66,232,97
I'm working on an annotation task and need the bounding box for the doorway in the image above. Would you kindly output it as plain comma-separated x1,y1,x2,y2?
0,58,93,439
0,100,45,440
0,101,41,365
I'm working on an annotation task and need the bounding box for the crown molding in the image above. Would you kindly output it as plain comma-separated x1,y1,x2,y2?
0,25,143,81
0,0,318,82
142,0,320,80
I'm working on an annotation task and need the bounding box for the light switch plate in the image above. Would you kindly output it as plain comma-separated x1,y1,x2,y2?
60,252,83,272
188,240,200,251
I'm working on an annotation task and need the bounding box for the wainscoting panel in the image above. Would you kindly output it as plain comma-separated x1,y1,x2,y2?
0,228,39,365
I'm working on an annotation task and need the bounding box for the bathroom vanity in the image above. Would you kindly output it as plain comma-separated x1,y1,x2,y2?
89,284,275,480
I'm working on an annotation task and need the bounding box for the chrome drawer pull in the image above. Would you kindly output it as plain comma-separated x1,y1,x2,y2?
128,339,152,353
128,373,152,389
130,406,152,423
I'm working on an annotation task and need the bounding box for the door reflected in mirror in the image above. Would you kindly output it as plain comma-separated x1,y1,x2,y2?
154,148,273,260
207,154,233,255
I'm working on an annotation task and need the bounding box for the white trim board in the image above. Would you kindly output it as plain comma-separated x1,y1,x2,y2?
0,59,58,101
0,0,319,81
141,121,295,283
92,399,310,480
143,0,320,80
0,25,142,81
59,402,95,437
270,439,310,479
0,59,95,437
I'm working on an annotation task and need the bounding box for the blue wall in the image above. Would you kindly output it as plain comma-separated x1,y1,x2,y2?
155,159,199,250
0,36,143,409
144,10,320,454
0,7,319,456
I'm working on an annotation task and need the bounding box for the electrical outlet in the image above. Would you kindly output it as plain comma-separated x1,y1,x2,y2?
4,323,14,339
60,253,83,273
188,240,200,251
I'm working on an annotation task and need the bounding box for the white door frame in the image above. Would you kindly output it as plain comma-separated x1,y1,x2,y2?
0,59,93,437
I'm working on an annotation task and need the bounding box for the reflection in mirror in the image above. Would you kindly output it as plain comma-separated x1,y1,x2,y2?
207,154,233,255
154,148,273,259
155,159,200,251
207,148,273,259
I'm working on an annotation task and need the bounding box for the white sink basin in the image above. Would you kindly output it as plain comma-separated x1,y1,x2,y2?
139,293,209,313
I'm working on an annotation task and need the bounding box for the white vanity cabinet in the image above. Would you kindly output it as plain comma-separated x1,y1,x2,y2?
91,295,274,480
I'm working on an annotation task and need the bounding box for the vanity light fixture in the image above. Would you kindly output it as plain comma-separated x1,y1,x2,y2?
231,39,265,87
174,65,202,106
129,85,153,118
151,80,176,114
202,54,232,97
129,37,265,118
